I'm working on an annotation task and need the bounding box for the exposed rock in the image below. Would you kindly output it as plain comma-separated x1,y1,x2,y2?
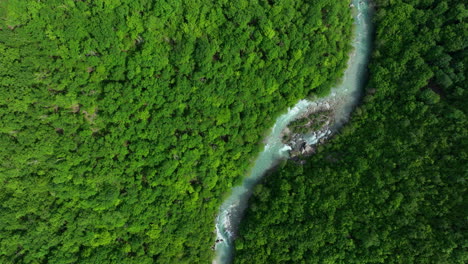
282,105,335,161
302,144,314,155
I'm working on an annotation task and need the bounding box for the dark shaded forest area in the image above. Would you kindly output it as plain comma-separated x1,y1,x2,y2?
235,0,467,263
0,0,354,263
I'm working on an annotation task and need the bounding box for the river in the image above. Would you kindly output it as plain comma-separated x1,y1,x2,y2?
213,1,373,263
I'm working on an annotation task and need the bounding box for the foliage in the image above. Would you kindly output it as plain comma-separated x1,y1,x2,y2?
235,0,467,263
0,0,353,263
288,110,332,134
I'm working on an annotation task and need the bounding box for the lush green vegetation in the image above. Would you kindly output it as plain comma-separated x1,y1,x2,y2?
287,110,332,135
235,0,467,263
0,0,354,263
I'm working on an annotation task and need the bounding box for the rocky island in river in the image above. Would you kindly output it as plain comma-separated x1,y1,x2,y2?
282,102,335,162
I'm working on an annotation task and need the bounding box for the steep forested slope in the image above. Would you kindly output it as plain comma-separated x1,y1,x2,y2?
235,0,467,263
0,0,353,263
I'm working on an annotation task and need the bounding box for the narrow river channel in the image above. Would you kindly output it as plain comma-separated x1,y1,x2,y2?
213,1,373,263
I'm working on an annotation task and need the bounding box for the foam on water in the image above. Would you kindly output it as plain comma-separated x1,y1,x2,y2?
280,145,292,154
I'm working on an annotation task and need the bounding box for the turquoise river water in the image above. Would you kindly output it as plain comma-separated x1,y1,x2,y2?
213,1,373,263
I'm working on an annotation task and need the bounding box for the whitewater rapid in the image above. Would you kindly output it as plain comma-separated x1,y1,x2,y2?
213,1,373,263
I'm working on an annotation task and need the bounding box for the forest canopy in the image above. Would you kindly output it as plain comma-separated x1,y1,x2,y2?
0,0,354,263
235,0,467,263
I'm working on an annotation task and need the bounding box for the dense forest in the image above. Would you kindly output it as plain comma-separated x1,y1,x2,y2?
235,0,467,263
0,0,354,263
